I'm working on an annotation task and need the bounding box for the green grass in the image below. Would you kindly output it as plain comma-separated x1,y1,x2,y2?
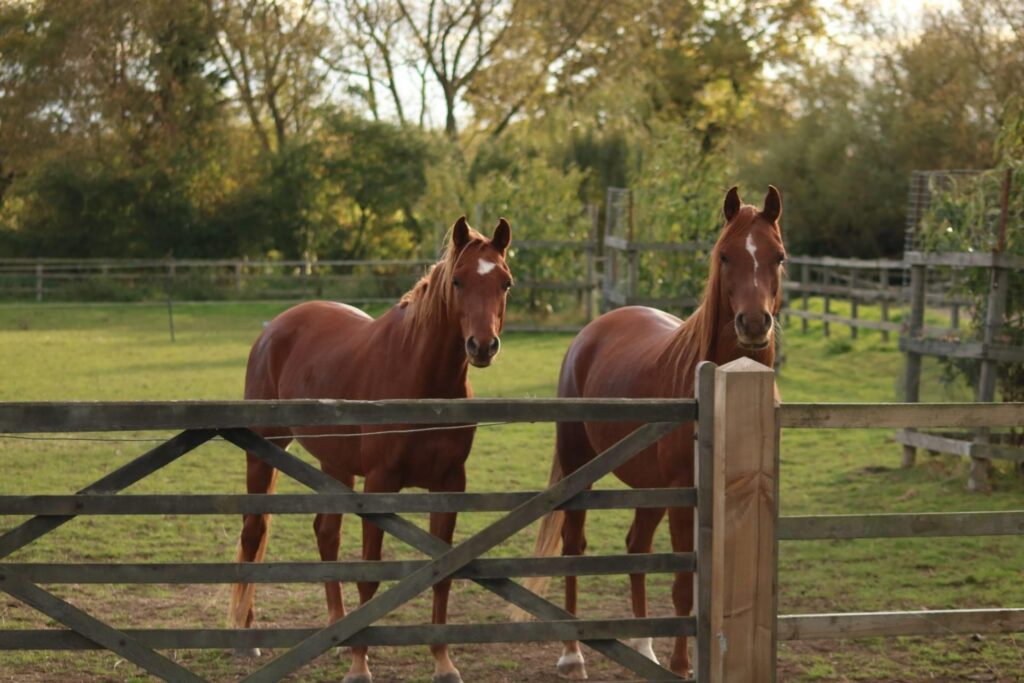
0,299,1022,682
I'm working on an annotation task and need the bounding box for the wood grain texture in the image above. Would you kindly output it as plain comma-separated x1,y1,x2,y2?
711,358,776,683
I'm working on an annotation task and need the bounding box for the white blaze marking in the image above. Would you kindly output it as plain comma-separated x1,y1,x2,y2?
477,258,497,275
745,233,759,288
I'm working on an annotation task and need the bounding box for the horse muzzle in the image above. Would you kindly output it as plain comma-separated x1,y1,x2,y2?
735,312,773,350
466,335,500,367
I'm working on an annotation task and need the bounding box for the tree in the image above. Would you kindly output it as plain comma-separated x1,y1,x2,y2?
204,0,333,152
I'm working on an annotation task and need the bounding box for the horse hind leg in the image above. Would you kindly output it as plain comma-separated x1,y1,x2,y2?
228,448,284,657
314,465,353,651
554,420,593,680
626,506,667,664
557,507,589,680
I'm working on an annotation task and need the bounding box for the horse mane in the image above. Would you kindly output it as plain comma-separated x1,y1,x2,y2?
666,205,763,384
398,224,484,336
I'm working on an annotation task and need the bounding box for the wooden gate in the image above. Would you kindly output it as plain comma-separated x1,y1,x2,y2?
0,362,739,682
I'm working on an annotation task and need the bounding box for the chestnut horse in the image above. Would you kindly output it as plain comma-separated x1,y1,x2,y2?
229,217,513,683
526,187,784,678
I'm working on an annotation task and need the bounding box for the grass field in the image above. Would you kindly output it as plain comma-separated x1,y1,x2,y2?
0,299,1022,682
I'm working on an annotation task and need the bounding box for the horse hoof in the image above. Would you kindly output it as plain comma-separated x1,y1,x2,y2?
233,647,261,658
628,637,660,664
432,672,463,683
556,652,587,680
342,675,372,683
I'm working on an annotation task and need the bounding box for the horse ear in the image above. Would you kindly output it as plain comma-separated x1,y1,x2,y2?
451,216,471,251
491,217,511,254
762,185,782,224
723,186,741,222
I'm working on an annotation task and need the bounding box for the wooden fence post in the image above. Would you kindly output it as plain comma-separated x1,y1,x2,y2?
880,268,890,342
711,357,777,683
849,269,859,339
627,248,638,304
800,264,809,333
901,263,927,468
823,269,831,337
585,204,598,322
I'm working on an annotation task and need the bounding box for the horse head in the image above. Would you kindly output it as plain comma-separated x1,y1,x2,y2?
714,186,786,351
448,216,513,367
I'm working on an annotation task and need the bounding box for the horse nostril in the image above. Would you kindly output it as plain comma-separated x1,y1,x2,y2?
764,313,772,329
466,336,478,355
489,337,501,357
737,313,747,329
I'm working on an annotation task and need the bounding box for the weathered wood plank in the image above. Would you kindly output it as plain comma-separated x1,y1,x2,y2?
0,488,697,516
694,362,715,682
0,398,695,433
0,616,695,650
0,430,215,559
778,608,1024,640
711,358,776,682
780,403,1024,429
782,309,901,332
0,569,203,681
899,337,1024,363
973,441,1024,463
1,553,696,584
904,251,1024,269
786,256,904,269
779,511,1024,540
604,235,710,253
893,429,973,457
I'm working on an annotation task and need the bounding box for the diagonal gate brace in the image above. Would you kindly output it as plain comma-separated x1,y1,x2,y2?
221,422,686,682
0,429,216,680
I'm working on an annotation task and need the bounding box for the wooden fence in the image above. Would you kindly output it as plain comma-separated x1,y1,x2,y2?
896,250,1024,490
0,381,711,682
2,363,1023,681
780,255,967,340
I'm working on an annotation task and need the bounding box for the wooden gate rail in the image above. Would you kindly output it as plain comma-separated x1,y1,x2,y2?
0,553,696,584
1,616,694,650
0,395,707,683
0,488,696,514
0,397,694,432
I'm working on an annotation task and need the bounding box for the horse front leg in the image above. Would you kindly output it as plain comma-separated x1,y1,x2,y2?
667,505,695,676
428,466,465,683
315,466,354,628
626,506,667,664
344,468,400,683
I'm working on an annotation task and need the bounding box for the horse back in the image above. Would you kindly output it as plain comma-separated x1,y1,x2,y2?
557,306,693,488
245,301,374,401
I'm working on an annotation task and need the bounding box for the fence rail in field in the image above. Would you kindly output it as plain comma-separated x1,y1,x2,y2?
773,399,1024,649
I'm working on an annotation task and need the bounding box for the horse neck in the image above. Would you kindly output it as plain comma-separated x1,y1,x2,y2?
665,298,775,391
389,302,470,397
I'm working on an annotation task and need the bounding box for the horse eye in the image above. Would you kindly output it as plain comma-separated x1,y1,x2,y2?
502,281,512,291
720,254,729,264
777,255,786,265
452,278,462,289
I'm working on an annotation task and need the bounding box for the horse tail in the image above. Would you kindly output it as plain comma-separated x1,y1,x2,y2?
508,452,565,621
227,467,279,629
